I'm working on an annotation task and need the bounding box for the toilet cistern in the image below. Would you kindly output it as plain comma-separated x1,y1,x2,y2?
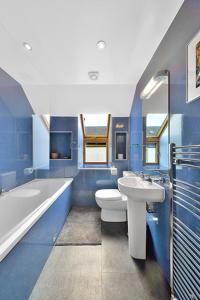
118,176,165,260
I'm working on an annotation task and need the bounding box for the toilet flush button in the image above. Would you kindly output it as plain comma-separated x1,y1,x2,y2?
24,168,34,175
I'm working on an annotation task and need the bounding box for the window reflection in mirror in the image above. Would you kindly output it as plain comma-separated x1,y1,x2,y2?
141,71,169,170
146,142,159,164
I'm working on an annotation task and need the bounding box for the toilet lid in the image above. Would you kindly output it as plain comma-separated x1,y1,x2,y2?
95,189,127,201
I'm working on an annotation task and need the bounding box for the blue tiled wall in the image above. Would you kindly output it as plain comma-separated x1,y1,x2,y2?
0,68,34,190
37,116,130,207
50,132,72,159
72,169,117,207
112,117,130,177
129,94,143,172
72,117,130,206
129,0,200,282
159,126,168,170
36,117,79,178
0,184,72,300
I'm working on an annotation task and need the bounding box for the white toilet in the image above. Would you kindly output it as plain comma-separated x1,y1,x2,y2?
95,171,136,222
95,189,127,222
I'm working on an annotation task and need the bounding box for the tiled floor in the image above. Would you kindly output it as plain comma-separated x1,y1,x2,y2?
30,213,170,300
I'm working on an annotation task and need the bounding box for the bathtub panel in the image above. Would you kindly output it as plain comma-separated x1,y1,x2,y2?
0,184,72,300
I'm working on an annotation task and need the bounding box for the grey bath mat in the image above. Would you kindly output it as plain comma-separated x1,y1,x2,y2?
56,207,102,245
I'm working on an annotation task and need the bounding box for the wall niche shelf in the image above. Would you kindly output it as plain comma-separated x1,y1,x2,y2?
50,131,72,160
115,131,128,160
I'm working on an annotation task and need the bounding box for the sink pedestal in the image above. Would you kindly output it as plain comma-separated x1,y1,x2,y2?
118,176,165,261
127,199,146,260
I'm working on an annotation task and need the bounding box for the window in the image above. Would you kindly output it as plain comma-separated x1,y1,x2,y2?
80,114,111,164
146,114,167,138
144,114,168,165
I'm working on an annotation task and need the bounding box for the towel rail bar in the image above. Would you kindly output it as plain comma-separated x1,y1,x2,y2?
170,143,200,300
173,184,200,198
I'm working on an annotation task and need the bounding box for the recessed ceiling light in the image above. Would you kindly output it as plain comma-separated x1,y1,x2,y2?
23,42,32,51
88,71,99,80
96,40,106,50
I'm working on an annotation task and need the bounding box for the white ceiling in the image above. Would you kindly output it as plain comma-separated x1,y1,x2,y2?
0,0,183,116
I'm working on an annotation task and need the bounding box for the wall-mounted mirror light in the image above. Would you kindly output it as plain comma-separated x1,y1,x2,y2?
140,70,168,100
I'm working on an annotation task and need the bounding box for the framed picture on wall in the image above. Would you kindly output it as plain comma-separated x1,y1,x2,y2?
187,29,200,103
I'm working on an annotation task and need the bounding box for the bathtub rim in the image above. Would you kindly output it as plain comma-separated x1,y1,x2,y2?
0,178,73,262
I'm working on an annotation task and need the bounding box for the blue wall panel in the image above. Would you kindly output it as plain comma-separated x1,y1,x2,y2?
146,187,171,281
129,94,143,172
36,117,79,178
159,126,168,170
72,169,117,207
0,68,34,190
112,117,130,177
72,117,130,206
37,116,130,207
0,184,72,300
129,0,200,282
50,132,72,159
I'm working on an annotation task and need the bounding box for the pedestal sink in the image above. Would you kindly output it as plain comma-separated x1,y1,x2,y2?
118,176,165,260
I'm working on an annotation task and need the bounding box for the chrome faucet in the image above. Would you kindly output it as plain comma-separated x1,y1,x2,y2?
0,188,6,195
144,175,153,183
138,171,145,179
143,169,168,184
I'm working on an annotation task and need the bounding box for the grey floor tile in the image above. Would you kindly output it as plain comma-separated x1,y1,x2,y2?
67,207,101,223
30,272,102,300
102,235,138,274
135,259,170,300
102,272,151,300
30,216,170,300
40,245,102,274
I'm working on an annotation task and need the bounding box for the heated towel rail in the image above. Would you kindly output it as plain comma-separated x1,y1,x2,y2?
170,143,200,300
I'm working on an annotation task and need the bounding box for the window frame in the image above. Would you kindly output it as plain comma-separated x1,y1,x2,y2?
80,114,111,164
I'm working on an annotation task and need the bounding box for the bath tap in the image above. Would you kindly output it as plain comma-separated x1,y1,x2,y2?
0,188,6,195
138,171,145,179
144,175,153,183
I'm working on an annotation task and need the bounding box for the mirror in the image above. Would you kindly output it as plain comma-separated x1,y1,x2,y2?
141,70,169,170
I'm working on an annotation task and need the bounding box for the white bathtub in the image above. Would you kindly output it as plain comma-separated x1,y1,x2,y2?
0,178,73,262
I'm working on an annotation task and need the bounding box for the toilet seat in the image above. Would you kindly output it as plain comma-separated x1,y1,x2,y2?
95,189,127,222
96,189,124,201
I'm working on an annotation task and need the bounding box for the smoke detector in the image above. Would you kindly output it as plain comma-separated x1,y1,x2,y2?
88,71,99,80
96,40,106,50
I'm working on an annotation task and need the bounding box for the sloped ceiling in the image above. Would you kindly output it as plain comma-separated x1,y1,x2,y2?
0,0,184,116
